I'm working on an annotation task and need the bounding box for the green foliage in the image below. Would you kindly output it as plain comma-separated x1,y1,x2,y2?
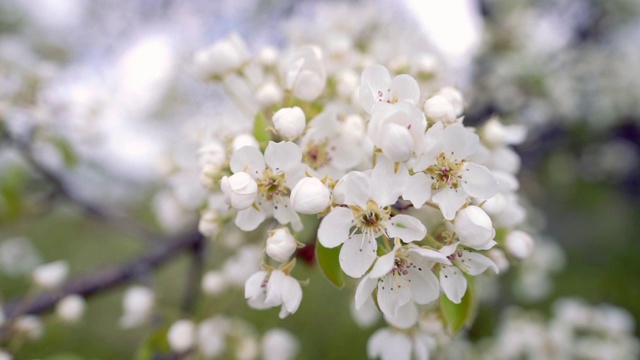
315,242,345,288
252,112,270,150
440,275,477,335
134,326,171,360
51,137,78,168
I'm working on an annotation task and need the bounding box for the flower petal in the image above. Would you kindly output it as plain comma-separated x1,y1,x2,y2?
318,207,353,248
368,246,398,279
264,141,302,173
441,123,479,160
458,250,499,276
390,74,420,105
439,265,467,304
280,275,302,318
230,145,265,176
460,163,498,200
408,247,451,265
370,157,408,206
386,214,426,243
235,207,266,231
355,276,378,310
265,270,285,307
339,234,378,278
244,271,267,300
432,188,467,220
384,301,419,329
402,172,431,209
333,171,370,207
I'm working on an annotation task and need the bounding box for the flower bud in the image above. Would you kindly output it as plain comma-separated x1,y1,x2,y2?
435,87,464,117
56,295,86,323
487,249,510,272
232,134,259,152
198,209,220,238
266,228,297,262
290,177,331,214
220,172,257,210
272,107,306,140
261,329,299,360
15,315,43,340
202,270,228,296
454,206,495,249
120,286,154,328
168,319,197,353
505,230,534,259
32,260,68,289
481,116,527,147
255,81,283,107
193,33,249,79
424,95,456,124
283,46,326,101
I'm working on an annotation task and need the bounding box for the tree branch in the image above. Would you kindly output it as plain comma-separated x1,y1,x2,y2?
0,125,159,243
1,229,204,341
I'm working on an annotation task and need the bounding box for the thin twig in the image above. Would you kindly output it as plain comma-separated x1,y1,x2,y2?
180,236,206,314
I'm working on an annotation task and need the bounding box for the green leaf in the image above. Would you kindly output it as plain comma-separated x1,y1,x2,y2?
439,275,477,335
316,241,345,288
134,326,171,360
252,112,270,150
52,137,78,168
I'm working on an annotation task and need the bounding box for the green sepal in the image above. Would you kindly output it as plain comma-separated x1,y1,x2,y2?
252,112,270,150
315,241,345,288
439,275,477,335
134,325,171,360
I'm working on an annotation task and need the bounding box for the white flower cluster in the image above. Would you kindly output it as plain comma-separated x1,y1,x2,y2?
195,26,534,358
476,299,640,360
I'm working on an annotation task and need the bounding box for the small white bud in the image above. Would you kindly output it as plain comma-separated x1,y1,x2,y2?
198,209,220,238
56,295,86,323
236,336,259,360
487,249,510,272
435,87,464,117
168,319,197,353
15,315,43,340
454,206,495,249
272,107,306,140
255,82,283,107
0,350,12,360
120,286,154,328
265,228,297,263
336,70,359,99
481,116,527,147
32,260,68,289
202,270,228,296
505,230,534,259
193,33,249,79
283,46,326,101
424,95,456,124
290,177,331,214
198,317,228,357
220,172,257,210
198,141,226,168
261,329,299,360
232,134,259,153
257,46,279,67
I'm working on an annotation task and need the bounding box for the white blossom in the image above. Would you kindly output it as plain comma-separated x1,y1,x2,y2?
202,270,228,296
119,286,154,328
168,319,196,353
220,172,258,210
290,177,331,214
193,33,249,79
265,228,298,262
261,329,299,360
359,64,420,114
245,270,302,319
454,206,496,250
282,46,327,101
55,295,86,323
505,230,535,259
272,106,306,140
32,260,68,289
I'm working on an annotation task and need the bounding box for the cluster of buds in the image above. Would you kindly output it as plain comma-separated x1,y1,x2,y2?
194,25,534,359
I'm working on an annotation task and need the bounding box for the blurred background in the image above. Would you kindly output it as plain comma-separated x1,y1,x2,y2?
0,0,639,358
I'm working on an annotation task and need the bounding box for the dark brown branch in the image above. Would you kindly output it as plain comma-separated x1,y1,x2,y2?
1,229,204,340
